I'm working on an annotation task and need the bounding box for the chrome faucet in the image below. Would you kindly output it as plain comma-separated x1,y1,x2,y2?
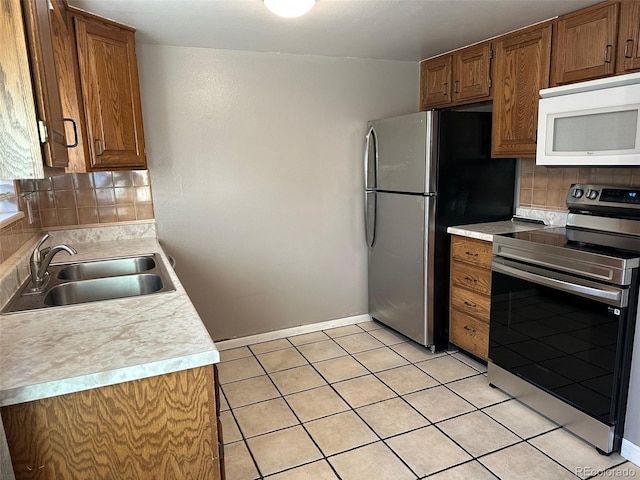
29,233,77,290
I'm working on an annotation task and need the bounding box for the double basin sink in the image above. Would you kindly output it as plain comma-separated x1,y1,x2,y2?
2,253,175,313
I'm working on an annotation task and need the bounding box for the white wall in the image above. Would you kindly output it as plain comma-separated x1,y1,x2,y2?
137,45,418,340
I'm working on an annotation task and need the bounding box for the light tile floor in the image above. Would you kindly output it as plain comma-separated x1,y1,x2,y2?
217,321,640,480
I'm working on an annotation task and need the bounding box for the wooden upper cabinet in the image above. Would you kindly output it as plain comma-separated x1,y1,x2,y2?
552,2,620,85
453,42,492,103
420,42,492,110
50,0,91,173
1,0,43,178
492,23,552,158
23,0,70,170
617,0,640,73
420,55,452,108
74,13,147,169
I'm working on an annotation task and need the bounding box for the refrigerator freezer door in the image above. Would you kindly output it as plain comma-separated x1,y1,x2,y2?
369,111,436,194
368,192,435,346
364,126,377,190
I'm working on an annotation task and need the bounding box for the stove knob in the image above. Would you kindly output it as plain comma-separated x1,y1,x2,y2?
586,189,599,200
572,188,584,198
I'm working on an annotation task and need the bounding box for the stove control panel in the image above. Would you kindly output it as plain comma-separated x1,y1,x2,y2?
567,184,640,210
586,189,599,200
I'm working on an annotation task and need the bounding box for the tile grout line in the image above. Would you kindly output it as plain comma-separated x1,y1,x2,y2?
220,325,626,480
222,327,489,478
245,324,423,478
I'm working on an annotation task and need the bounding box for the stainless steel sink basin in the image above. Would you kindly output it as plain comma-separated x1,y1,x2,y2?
57,256,156,280
44,274,164,306
1,253,175,313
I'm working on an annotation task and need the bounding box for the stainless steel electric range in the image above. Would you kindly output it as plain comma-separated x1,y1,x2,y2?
488,184,640,454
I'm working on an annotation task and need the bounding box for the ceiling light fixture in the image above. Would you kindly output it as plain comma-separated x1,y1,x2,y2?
264,0,316,18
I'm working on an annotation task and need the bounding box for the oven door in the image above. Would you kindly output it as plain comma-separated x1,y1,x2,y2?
489,257,631,425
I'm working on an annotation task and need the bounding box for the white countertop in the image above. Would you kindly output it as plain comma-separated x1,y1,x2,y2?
0,235,219,407
447,220,548,242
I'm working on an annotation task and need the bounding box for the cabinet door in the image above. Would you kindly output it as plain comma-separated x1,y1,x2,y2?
50,0,91,173
74,15,147,169
492,23,552,158
552,3,619,85
2,366,221,479
420,55,452,109
453,42,491,103
617,1,640,73
0,0,44,178
22,0,69,169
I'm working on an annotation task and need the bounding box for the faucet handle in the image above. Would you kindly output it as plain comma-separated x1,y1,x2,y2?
31,233,50,262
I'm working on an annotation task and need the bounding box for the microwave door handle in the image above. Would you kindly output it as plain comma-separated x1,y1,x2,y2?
492,261,627,307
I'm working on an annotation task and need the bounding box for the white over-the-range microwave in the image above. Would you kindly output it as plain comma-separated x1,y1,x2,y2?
536,72,640,166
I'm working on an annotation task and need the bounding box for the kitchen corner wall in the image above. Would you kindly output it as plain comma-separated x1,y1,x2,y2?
519,159,640,210
0,170,154,264
137,45,418,341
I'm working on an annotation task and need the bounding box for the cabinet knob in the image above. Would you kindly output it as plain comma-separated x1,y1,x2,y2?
464,301,477,308
464,276,477,283
465,251,479,257
442,82,448,96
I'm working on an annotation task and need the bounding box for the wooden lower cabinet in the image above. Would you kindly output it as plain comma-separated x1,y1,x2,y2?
449,235,492,361
449,309,490,360
1,365,223,480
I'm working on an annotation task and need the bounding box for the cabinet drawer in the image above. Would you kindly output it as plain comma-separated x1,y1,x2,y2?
451,236,492,268
450,308,489,360
451,261,491,295
450,284,490,321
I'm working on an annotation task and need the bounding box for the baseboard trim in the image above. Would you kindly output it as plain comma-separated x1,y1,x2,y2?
622,439,640,467
215,314,372,351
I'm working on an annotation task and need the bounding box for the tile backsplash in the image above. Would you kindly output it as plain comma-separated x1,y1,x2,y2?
0,216,38,265
15,170,154,229
0,170,154,266
518,159,640,210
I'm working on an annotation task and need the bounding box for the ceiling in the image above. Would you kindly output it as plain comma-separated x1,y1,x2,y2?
67,0,602,62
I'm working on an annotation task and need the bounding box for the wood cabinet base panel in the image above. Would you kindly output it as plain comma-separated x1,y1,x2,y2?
1,366,220,480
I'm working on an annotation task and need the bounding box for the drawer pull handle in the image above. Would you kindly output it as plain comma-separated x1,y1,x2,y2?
464,301,477,308
465,251,478,257
464,276,477,283
463,325,476,333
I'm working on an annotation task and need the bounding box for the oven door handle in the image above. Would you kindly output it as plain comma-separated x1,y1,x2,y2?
492,260,628,307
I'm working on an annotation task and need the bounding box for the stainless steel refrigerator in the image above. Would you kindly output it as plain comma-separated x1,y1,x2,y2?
365,110,515,351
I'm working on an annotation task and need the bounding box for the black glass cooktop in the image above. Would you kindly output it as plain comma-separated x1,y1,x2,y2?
499,227,640,260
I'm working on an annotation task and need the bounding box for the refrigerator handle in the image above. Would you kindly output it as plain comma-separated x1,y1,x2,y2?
364,126,378,190
364,191,376,247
